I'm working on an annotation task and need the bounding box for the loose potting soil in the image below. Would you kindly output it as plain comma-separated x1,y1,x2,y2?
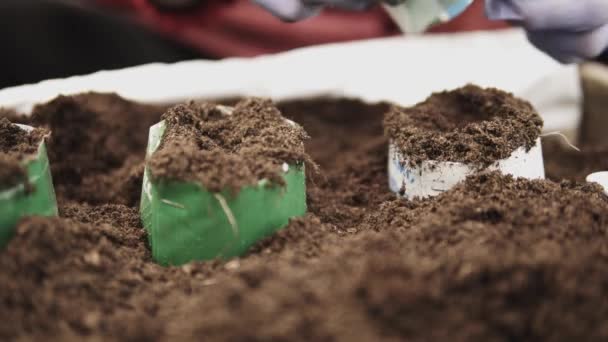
0,118,48,190
384,85,543,166
1,94,608,341
149,98,310,192
544,138,608,182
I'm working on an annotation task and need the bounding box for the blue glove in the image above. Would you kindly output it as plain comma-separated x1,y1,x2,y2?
252,0,377,21
485,0,608,63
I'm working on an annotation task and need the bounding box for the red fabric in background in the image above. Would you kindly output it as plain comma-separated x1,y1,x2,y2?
95,0,136,9
97,0,508,58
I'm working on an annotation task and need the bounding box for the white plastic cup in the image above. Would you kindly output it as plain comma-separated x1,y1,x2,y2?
586,172,608,195
388,138,545,199
14,124,34,133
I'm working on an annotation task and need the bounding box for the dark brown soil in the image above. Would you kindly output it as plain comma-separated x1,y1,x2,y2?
149,98,310,193
1,94,608,341
29,92,168,205
384,85,543,166
0,108,26,124
544,138,608,182
0,117,44,157
0,155,26,191
0,117,48,190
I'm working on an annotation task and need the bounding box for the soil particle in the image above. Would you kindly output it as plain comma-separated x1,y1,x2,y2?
384,84,543,166
148,98,311,193
1,95,608,341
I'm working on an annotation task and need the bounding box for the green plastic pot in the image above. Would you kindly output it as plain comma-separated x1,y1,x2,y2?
140,121,307,266
0,124,58,249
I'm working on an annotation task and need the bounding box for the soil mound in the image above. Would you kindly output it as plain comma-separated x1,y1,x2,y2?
0,118,47,190
148,98,310,192
384,85,543,166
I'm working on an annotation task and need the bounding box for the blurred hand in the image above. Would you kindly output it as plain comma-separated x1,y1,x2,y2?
132,0,394,57
486,0,608,63
252,0,379,21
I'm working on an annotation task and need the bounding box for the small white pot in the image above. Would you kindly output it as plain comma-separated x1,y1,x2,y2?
586,172,608,195
388,138,545,199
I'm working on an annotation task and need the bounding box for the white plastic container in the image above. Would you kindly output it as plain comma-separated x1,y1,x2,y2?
388,138,545,199
586,172,608,195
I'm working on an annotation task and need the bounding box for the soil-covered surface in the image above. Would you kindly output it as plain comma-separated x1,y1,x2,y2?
0,117,48,190
1,94,608,341
385,85,543,166
544,138,608,182
149,99,310,192
0,155,26,191
28,93,168,205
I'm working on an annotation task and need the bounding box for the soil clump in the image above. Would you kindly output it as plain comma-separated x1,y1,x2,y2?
0,118,48,190
384,85,543,166
148,98,310,193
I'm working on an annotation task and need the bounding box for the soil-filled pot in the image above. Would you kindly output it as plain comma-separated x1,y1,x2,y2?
140,99,309,266
385,85,545,199
0,119,57,248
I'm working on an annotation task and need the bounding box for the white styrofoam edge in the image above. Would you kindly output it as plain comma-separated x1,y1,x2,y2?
143,121,164,202
14,124,33,133
586,172,608,195
389,138,545,199
0,28,580,133
146,121,165,157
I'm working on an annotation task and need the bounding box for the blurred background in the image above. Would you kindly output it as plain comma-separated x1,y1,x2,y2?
0,0,507,89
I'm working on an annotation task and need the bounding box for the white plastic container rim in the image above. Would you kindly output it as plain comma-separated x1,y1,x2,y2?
586,172,608,195
389,138,545,199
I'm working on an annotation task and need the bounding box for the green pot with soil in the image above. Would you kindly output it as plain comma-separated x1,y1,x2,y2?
140,99,308,266
0,118,58,248
385,85,546,199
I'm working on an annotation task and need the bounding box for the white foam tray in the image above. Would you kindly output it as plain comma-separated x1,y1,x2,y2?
0,28,580,132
